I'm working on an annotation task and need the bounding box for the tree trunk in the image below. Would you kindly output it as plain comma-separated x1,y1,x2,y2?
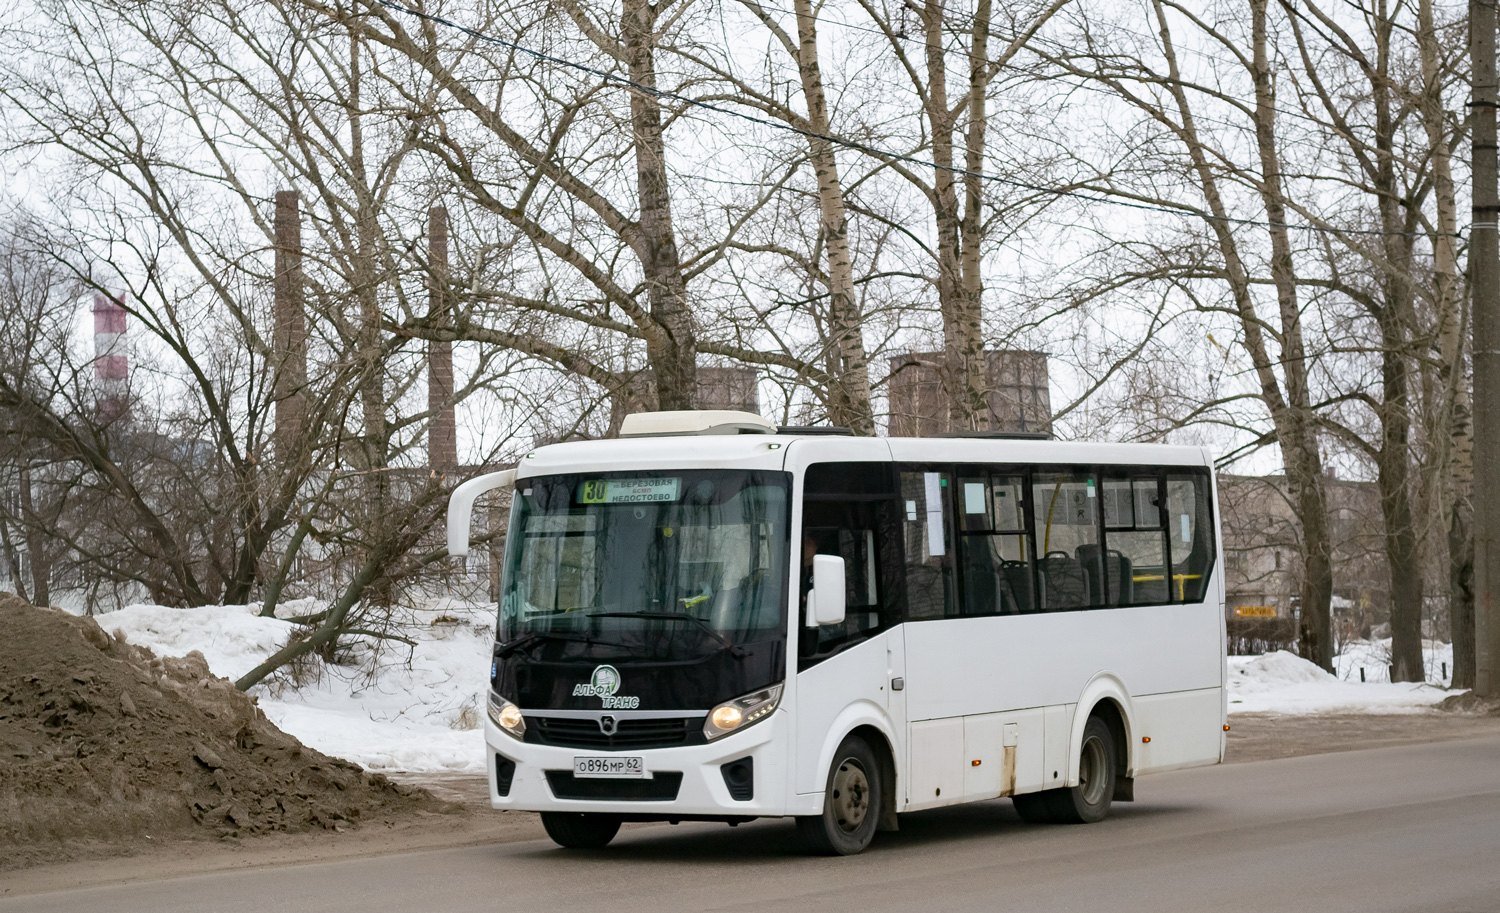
1418,0,1473,687
792,0,874,433
1366,5,1425,682
1284,443,1334,670
956,0,993,431
1378,307,1426,681
18,463,47,606
621,0,697,412
921,0,965,432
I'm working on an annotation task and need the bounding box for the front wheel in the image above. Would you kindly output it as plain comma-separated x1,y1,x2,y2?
540,812,622,849
797,735,882,855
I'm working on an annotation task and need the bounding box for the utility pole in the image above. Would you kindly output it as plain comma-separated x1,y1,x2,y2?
1471,0,1500,697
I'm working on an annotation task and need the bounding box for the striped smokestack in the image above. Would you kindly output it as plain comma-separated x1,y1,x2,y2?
92,293,129,423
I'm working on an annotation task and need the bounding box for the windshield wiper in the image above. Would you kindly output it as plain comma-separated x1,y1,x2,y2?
585,612,749,658
496,630,607,658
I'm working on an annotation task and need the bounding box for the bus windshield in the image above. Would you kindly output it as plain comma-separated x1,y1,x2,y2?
500,470,791,654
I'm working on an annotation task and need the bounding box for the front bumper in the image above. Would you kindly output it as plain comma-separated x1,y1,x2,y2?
485,710,789,817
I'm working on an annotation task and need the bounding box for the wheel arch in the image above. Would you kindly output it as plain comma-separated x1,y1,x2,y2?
812,703,900,830
1068,673,1136,786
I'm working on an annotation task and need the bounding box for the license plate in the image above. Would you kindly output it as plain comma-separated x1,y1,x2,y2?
573,756,647,778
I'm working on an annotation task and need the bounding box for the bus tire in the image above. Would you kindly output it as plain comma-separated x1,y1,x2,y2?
1010,791,1053,823
541,812,622,849
797,735,881,855
1044,716,1116,824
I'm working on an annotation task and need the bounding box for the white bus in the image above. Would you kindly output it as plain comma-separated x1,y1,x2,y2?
448,410,1226,855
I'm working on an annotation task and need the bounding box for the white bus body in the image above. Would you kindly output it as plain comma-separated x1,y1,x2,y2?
452,415,1225,853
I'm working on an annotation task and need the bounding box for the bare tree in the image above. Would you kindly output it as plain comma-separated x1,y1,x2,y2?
0,0,526,681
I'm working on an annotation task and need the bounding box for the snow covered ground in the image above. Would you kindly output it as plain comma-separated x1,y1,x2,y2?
94,602,1461,772
1228,646,1450,715
99,601,492,774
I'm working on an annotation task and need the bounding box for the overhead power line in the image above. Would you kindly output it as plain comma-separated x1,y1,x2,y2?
369,0,1461,241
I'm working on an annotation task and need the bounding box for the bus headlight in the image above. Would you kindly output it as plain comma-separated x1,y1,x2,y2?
487,691,526,739
703,684,782,741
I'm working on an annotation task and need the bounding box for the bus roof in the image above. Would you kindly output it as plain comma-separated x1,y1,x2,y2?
517,434,1213,479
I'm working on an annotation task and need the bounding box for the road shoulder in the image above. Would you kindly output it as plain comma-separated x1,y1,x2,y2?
1225,711,1500,763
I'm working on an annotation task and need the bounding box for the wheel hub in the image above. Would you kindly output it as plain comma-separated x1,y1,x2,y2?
830,759,870,833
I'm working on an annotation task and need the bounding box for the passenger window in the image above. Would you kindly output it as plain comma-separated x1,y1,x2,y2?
1033,471,1102,609
958,473,1035,615
801,463,901,663
1167,472,1215,603
1102,475,1169,606
900,469,956,619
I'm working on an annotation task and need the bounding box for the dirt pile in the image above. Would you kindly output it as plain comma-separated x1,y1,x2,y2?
0,596,453,868
1436,691,1500,715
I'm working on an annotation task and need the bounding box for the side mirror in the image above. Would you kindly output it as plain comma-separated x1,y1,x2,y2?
806,555,847,627
447,468,517,558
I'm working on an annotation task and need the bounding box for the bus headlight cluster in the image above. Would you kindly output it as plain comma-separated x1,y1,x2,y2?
487,690,526,739
703,683,783,741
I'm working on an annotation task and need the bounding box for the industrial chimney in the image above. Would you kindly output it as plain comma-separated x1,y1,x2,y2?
92,293,129,423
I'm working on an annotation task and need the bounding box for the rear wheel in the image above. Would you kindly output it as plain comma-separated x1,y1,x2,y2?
540,812,622,849
1044,716,1116,824
797,735,881,855
1010,791,1053,823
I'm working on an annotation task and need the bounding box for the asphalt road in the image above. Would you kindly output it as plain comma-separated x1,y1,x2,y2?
9,736,1499,913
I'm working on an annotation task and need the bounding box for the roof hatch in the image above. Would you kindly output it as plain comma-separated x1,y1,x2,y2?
618,410,777,437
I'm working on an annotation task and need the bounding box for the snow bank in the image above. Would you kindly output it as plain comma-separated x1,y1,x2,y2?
1228,649,1447,714
99,603,290,681
101,601,492,774
259,703,484,774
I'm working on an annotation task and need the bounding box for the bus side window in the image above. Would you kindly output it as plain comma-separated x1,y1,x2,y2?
1032,471,1101,610
1167,471,1216,603
900,469,956,619
958,473,1034,615
1102,474,1168,606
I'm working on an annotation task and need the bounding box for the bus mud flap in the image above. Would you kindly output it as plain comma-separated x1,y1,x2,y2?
1001,745,1016,797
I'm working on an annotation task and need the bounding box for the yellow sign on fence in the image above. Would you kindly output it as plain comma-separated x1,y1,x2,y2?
1234,605,1278,618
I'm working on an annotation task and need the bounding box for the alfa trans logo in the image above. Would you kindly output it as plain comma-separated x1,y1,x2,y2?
573,664,640,709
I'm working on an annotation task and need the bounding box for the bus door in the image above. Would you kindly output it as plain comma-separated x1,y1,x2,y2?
789,446,907,797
